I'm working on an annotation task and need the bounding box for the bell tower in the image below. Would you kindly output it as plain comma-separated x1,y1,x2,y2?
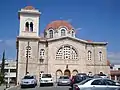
18,6,41,37
16,6,41,85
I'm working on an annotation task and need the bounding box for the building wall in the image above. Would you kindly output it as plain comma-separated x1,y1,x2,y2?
0,60,16,84
17,39,39,84
113,65,120,70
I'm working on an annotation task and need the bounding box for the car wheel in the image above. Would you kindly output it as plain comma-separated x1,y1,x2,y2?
51,83,53,86
40,84,42,87
57,83,60,86
20,85,24,88
33,84,36,88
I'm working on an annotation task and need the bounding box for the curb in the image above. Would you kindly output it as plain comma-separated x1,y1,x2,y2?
5,85,18,90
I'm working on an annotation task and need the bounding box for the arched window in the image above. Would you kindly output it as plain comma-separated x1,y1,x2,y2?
26,46,31,58
99,51,102,61
40,49,45,56
30,22,33,32
88,51,92,60
61,29,65,36
72,70,78,76
72,31,74,37
49,30,53,38
25,22,29,31
56,45,78,60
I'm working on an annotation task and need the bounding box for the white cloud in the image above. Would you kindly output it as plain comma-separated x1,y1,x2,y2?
0,39,16,59
76,28,82,31
0,39,16,49
0,40,3,42
5,39,16,47
66,19,72,23
60,17,63,19
107,52,120,64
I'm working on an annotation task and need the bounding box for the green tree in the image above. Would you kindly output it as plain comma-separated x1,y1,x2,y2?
0,51,5,84
0,73,4,85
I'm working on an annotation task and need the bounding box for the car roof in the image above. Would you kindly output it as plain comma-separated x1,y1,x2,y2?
77,73,87,75
60,75,69,77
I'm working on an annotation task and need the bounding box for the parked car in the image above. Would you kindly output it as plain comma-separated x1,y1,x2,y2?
73,78,120,90
70,74,89,88
57,75,71,86
20,75,37,88
94,74,108,78
77,73,87,76
40,73,53,86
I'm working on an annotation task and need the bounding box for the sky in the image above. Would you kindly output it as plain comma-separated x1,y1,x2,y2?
0,0,120,64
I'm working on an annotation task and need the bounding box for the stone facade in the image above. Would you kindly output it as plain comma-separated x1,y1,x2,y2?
16,6,110,84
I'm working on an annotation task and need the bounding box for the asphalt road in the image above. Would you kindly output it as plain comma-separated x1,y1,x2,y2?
8,85,71,90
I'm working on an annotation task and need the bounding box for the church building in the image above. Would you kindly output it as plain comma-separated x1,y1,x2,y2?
16,6,110,83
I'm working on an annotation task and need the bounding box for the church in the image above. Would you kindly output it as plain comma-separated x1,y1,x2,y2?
16,6,110,83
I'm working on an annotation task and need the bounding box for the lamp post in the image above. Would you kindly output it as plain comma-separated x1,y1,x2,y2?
25,41,31,75
39,57,44,75
39,57,44,64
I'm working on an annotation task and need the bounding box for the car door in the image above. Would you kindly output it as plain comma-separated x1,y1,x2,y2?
91,79,107,90
104,79,120,90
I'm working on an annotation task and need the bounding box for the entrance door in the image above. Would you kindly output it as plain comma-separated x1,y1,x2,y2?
64,69,71,77
72,70,78,76
56,70,62,82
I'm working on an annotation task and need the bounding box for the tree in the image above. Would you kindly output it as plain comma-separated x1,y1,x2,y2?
0,50,5,84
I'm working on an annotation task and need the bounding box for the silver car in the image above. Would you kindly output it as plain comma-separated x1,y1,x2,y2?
57,76,71,86
73,78,120,90
20,75,37,88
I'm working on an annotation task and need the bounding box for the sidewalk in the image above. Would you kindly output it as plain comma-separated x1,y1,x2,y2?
0,85,6,90
0,84,17,90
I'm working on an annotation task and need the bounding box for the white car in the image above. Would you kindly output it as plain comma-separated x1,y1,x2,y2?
20,75,37,88
94,74,108,78
40,73,53,86
73,78,120,90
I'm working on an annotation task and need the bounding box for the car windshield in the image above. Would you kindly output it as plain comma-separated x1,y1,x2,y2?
78,78,92,85
99,74,107,76
77,73,87,76
23,76,34,79
59,76,69,79
42,74,52,78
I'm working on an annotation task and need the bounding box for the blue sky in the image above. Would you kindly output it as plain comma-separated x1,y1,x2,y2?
0,0,120,64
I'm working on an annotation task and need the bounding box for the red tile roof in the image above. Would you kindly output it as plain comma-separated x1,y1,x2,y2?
45,20,74,30
24,6,35,10
86,40,92,42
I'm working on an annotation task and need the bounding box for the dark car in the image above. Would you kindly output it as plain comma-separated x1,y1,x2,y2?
70,74,89,88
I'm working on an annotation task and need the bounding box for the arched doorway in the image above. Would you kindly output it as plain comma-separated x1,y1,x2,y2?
56,69,63,82
64,69,71,77
72,70,78,76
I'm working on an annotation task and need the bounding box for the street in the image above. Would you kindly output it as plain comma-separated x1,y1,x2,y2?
8,85,71,90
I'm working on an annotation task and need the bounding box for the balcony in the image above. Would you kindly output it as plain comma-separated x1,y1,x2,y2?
5,72,16,77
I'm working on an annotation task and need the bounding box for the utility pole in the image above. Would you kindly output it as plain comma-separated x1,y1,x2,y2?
25,41,31,75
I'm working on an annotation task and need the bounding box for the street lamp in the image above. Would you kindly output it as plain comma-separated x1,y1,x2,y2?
39,57,44,77
25,41,31,75
39,57,44,64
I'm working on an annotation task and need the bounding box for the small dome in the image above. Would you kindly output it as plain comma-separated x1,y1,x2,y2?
24,6,35,10
45,20,74,30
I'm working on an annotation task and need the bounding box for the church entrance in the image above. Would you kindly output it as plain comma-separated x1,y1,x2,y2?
56,69,63,82
72,70,78,76
64,69,71,77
